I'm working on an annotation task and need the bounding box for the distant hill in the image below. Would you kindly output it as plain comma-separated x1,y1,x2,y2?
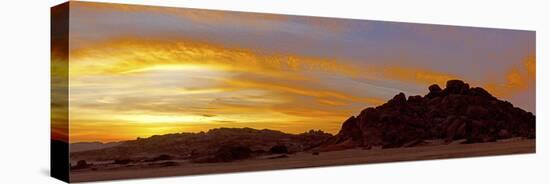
70,128,331,163
319,80,535,151
70,141,122,153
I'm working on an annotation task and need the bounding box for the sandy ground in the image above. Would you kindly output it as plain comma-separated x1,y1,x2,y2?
70,139,535,182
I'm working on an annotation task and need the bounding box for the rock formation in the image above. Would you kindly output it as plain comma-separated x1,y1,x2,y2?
322,80,535,150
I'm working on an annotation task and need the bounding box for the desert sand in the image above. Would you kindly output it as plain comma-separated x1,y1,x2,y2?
70,139,534,182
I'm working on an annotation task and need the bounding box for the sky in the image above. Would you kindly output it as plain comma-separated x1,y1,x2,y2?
56,1,535,143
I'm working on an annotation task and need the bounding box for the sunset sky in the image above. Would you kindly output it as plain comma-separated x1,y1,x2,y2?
58,2,535,143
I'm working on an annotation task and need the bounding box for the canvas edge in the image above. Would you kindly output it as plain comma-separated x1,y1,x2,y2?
51,1,70,183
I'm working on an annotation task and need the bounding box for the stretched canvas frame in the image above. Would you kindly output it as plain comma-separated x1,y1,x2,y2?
51,1,536,183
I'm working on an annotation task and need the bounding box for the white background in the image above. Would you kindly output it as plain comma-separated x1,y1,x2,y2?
0,0,548,183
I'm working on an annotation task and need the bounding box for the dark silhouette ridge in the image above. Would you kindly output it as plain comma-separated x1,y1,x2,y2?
320,79,535,151
71,128,332,163
70,141,123,153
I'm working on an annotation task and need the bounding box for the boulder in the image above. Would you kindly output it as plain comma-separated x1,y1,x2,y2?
429,84,442,93
426,84,442,98
446,118,466,141
445,80,468,94
388,92,407,105
408,95,423,103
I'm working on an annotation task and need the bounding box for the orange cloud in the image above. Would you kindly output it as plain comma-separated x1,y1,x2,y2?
222,78,384,106
317,99,349,106
524,54,536,78
484,54,536,97
69,38,362,82
368,54,536,99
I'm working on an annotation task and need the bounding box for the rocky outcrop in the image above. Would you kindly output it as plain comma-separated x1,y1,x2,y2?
322,80,535,150
70,141,122,153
